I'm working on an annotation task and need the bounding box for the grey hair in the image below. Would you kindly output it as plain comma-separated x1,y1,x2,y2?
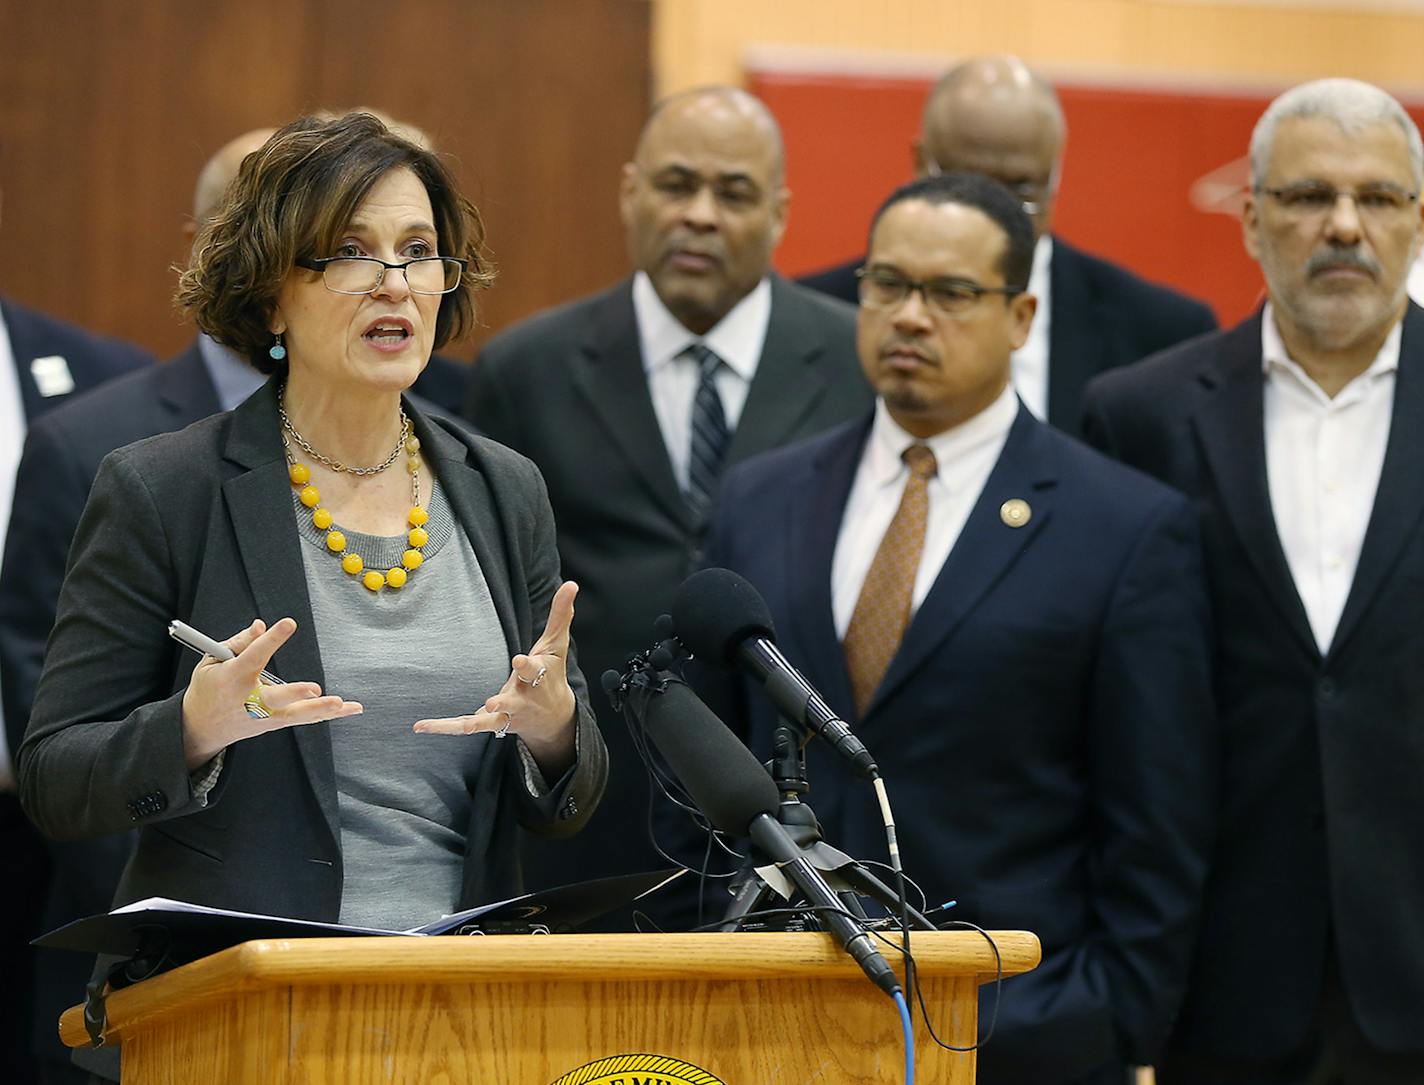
1250,78,1423,188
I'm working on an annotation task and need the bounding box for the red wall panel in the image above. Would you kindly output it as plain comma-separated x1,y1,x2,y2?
751,69,1424,327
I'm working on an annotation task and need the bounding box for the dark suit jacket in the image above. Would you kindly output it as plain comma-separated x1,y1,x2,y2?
797,238,1217,433
3,297,153,424
695,408,1216,1084
17,380,607,922
0,296,150,1079
464,274,872,891
0,342,219,1069
1080,306,1424,1058
412,352,473,416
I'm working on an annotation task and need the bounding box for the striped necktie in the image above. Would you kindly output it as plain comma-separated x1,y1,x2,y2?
842,443,939,716
684,343,730,524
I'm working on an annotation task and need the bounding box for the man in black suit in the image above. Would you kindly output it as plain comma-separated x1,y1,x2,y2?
1082,78,1424,1083
690,172,1214,1084
0,193,152,1085
465,86,871,895
800,55,1216,433
0,127,271,1085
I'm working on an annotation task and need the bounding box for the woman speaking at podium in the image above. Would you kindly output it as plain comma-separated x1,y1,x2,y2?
17,113,606,932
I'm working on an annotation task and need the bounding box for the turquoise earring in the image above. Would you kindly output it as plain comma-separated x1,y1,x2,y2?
269,333,287,361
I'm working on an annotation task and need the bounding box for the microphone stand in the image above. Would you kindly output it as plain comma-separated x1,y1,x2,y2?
718,722,936,933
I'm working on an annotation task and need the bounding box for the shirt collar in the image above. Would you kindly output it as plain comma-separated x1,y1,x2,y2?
1261,300,1401,393
632,270,771,381
865,380,1020,489
1028,234,1053,301
197,333,266,411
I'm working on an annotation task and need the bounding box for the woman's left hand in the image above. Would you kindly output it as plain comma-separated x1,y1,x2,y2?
414,581,579,777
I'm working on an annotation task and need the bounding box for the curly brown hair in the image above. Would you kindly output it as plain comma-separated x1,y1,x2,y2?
176,112,494,375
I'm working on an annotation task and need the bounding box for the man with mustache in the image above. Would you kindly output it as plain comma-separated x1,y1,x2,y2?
464,86,870,899
690,171,1215,1085
1083,79,1424,1082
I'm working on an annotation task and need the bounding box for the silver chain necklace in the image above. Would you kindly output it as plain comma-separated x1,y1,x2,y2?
278,383,410,476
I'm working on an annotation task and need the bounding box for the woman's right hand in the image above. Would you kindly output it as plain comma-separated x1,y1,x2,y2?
180,618,363,770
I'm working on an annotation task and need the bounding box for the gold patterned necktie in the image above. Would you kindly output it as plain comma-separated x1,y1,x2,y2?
843,443,938,717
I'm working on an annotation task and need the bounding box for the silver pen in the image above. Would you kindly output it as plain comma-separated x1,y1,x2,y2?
167,620,282,687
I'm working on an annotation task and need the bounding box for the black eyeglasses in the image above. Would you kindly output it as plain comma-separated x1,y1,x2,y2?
1256,182,1420,220
296,255,468,295
855,267,1024,317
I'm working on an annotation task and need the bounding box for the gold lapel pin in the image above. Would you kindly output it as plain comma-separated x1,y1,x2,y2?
1000,498,1032,528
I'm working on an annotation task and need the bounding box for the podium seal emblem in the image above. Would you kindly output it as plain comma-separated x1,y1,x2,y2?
550,1053,725,1085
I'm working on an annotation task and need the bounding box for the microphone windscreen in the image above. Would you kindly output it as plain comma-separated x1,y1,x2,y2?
672,568,777,667
601,669,623,694
632,677,778,836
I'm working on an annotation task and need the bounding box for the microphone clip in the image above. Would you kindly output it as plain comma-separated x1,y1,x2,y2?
602,615,692,712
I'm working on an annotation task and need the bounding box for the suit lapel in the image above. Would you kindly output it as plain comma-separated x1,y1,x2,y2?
865,407,1056,718
1045,240,1100,429
219,381,336,841
571,283,690,528
726,276,836,463
156,341,223,422
1190,311,1318,660
1330,303,1424,659
785,419,869,720
4,298,56,421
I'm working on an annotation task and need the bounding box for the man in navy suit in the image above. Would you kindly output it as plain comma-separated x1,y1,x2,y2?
0,189,152,1085
800,55,1216,434
0,128,274,1085
1083,78,1424,1084
695,173,1215,1085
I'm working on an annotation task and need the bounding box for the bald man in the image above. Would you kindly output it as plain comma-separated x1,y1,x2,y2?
0,127,274,1085
465,86,871,898
801,55,1217,434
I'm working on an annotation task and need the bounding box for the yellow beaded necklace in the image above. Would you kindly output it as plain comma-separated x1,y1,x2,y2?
278,388,430,593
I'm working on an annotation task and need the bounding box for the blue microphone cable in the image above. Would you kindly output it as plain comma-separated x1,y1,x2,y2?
893,987,914,1084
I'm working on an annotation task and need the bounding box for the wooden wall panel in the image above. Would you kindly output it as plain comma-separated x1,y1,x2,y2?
0,0,651,360
652,0,1424,93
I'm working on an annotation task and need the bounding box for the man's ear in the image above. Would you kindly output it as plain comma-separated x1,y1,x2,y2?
769,185,790,249
910,138,933,179
1008,292,1037,352
1241,193,1262,263
617,162,639,228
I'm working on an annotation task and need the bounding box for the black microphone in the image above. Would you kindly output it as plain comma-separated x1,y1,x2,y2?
672,568,878,779
628,676,901,999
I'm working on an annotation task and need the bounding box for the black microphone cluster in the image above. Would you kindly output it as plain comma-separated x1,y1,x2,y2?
623,674,902,999
671,568,879,779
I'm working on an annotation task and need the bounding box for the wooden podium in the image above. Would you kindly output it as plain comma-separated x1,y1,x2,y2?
61,931,1039,1084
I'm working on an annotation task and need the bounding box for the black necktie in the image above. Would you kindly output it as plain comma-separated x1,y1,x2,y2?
684,343,729,523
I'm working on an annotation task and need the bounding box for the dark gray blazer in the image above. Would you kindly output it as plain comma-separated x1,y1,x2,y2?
17,380,607,922
464,274,871,891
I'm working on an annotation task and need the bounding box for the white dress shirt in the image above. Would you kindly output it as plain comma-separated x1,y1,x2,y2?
832,382,1019,638
632,271,772,490
0,307,25,788
1262,303,1398,655
1010,234,1053,421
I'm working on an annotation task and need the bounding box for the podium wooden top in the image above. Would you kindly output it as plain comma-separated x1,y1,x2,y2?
60,930,1039,1048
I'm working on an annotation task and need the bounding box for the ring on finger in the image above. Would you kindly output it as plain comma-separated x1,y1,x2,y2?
495,711,513,739
243,686,271,720
529,665,547,689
